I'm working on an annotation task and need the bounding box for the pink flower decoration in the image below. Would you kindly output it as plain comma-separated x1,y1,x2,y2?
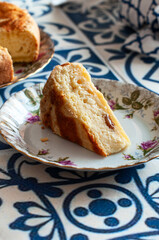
38,149,49,155
124,154,131,159
125,113,134,119
123,154,135,160
140,140,158,150
108,99,116,110
15,69,23,74
26,113,40,123
41,150,48,154
154,110,159,117
59,160,76,166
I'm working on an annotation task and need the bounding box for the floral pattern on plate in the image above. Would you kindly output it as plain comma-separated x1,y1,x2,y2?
123,138,159,160
98,86,153,119
26,113,40,124
152,109,159,131
0,79,159,171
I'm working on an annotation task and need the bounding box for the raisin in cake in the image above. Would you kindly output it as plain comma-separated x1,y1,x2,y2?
0,46,14,84
0,2,40,62
40,62,130,157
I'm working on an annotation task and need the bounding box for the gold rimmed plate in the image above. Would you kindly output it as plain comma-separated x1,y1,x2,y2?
0,29,54,88
0,79,159,171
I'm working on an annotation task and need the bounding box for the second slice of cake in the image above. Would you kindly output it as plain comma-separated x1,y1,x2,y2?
0,46,14,84
40,62,130,157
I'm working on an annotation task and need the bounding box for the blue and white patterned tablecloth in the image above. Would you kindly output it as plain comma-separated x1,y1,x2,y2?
0,1,159,239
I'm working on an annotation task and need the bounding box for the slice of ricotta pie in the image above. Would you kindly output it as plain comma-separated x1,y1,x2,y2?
40,62,130,157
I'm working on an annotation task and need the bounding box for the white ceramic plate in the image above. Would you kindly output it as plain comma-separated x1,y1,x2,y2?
0,79,159,171
0,30,54,88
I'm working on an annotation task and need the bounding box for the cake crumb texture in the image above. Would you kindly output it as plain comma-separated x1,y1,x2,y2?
40,62,130,157
0,46,14,84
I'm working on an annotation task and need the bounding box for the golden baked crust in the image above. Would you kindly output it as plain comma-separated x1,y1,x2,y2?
40,62,130,157
0,46,14,84
0,2,40,62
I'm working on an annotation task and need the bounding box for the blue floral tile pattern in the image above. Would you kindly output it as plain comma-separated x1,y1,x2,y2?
0,0,159,239
63,0,159,94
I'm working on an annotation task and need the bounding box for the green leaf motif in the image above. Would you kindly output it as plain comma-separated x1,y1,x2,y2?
57,157,69,162
24,90,36,105
36,89,43,99
151,126,158,131
106,95,111,100
131,90,140,101
132,102,143,110
155,117,159,126
39,94,43,99
31,109,40,116
122,97,132,105
144,105,148,110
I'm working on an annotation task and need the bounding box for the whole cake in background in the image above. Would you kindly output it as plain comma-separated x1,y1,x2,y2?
0,2,40,84
40,62,130,157
0,2,40,62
